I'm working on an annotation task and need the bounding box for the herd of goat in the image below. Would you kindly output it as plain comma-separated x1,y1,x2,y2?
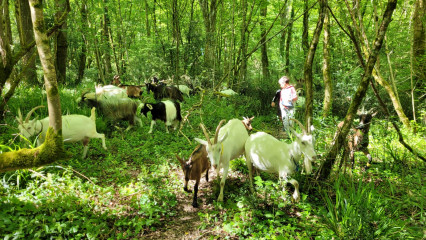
16,78,377,208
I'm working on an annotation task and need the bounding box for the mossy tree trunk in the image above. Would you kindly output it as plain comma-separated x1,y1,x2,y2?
304,0,326,127
0,0,70,173
318,0,397,180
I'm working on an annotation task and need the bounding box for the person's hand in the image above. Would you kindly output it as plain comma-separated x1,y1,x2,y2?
271,102,275,107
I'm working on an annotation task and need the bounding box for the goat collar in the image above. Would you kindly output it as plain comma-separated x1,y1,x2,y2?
291,156,300,172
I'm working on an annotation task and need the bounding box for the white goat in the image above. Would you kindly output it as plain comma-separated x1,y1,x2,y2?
195,119,249,202
79,85,142,130
176,85,191,97
17,106,107,159
244,119,316,202
219,89,237,97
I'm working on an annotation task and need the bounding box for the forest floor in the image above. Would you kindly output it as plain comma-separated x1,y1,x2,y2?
141,167,236,240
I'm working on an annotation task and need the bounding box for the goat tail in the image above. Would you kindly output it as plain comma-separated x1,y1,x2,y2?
90,107,96,122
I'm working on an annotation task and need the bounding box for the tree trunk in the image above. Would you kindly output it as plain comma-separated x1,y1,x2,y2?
285,6,294,75
199,0,218,71
279,0,291,61
304,0,326,127
76,0,88,85
15,0,37,85
322,8,332,117
318,0,397,180
302,0,310,57
102,0,113,81
238,0,248,85
172,0,181,79
345,0,411,128
145,0,151,37
54,0,67,85
411,0,425,121
260,1,270,80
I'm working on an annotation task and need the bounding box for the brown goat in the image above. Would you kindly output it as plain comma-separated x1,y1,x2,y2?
241,116,255,131
338,108,377,170
111,75,143,99
176,144,210,208
146,82,184,102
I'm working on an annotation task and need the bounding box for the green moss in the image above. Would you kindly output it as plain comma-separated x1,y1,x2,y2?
0,127,68,173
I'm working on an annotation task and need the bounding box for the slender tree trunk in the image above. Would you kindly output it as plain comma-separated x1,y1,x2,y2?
260,0,270,80
318,0,397,180
345,0,410,128
411,0,425,122
239,0,248,85
15,0,37,85
322,8,332,117
199,0,218,71
102,0,112,81
76,0,88,85
304,0,326,127
279,0,290,60
145,0,151,37
172,0,180,79
285,7,294,75
302,0,310,57
54,0,67,85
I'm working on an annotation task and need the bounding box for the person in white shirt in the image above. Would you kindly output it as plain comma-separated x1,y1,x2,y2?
271,76,298,136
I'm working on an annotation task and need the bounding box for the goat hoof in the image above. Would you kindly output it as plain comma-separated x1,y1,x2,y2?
192,202,199,208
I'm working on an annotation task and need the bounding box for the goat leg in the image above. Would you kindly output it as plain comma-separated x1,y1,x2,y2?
82,137,90,159
205,169,209,182
192,179,200,208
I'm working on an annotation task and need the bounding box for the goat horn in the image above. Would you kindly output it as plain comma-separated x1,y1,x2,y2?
25,106,44,123
289,118,306,135
147,104,153,110
214,120,226,144
199,123,212,145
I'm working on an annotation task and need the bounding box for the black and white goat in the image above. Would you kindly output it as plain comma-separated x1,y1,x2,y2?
79,85,142,130
338,108,377,169
244,119,316,202
145,82,184,102
17,106,107,159
140,100,182,134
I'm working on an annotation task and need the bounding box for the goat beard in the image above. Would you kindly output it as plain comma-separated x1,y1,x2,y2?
304,156,312,174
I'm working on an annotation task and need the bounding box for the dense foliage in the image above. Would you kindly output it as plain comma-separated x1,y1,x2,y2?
0,0,424,239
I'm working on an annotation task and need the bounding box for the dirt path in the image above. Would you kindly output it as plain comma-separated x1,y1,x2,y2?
141,166,227,240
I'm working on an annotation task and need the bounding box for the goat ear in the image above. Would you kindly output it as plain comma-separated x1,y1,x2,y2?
194,138,208,146
218,131,228,143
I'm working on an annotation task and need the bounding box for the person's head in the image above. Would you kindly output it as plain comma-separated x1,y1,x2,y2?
278,76,290,87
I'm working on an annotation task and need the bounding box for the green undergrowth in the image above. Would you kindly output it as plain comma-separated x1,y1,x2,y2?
1,85,424,239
